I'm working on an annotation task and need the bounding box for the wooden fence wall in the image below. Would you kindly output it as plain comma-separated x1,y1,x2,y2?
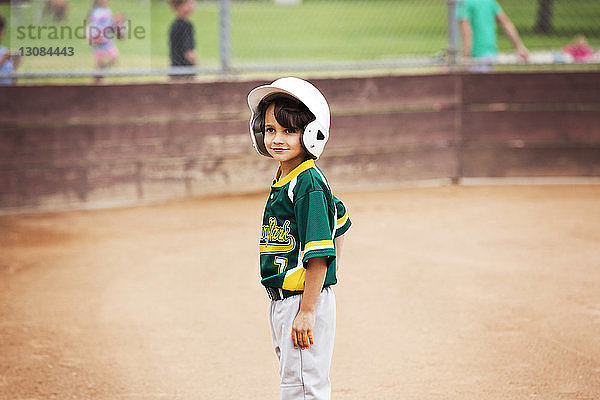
1,72,599,211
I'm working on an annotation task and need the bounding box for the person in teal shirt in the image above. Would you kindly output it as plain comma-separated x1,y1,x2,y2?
457,0,529,71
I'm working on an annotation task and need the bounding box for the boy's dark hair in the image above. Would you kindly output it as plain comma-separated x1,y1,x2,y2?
168,0,189,9
0,14,5,33
253,95,315,135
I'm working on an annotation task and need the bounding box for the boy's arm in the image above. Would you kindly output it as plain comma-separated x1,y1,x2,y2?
292,256,328,350
184,49,197,65
335,234,345,270
496,12,529,62
0,51,10,68
459,19,472,60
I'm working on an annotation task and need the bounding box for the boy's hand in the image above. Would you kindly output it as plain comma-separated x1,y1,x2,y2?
293,256,328,350
292,310,315,350
184,49,197,65
516,45,530,63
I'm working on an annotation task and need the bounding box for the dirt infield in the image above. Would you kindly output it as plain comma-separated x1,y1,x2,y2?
1,185,599,400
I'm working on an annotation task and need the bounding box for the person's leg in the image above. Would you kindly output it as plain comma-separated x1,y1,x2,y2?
300,286,336,400
270,288,336,400
270,294,305,399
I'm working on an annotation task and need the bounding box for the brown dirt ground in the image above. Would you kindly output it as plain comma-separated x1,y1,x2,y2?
1,185,599,400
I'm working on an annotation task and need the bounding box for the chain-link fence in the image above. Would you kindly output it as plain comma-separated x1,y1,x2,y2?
0,0,599,82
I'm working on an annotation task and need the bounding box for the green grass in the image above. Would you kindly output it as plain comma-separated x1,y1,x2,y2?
497,0,600,51
2,0,152,71
0,0,599,77
229,1,447,62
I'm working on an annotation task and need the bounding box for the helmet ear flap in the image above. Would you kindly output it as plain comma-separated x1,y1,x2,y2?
302,120,329,159
250,113,271,157
254,131,270,157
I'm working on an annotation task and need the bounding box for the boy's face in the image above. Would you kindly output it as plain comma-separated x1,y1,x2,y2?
177,0,196,17
264,103,306,167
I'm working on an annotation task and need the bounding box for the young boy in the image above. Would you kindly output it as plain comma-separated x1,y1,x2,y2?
457,0,529,71
168,0,197,79
0,14,21,85
247,77,351,400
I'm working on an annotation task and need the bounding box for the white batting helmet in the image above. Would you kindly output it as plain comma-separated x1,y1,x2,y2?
247,77,330,159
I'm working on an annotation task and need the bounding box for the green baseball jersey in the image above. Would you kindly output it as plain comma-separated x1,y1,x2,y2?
259,159,351,294
456,0,503,58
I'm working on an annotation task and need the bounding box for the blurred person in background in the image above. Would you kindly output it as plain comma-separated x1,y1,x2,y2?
457,0,529,72
87,0,124,83
0,14,21,85
168,0,197,80
43,0,69,22
562,35,595,63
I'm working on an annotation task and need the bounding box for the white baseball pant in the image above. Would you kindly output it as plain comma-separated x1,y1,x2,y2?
269,286,336,400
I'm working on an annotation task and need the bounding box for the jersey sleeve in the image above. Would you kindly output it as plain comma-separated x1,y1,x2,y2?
294,190,336,264
493,0,503,16
456,1,467,20
334,195,352,238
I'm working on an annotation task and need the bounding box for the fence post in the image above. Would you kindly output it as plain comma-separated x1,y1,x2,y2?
447,0,459,68
219,0,232,74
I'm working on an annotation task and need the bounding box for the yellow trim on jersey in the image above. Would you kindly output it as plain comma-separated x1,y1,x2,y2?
304,239,335,253
336,211,348,228
273,159,315,188
282,266,306,291
260,242,295,254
